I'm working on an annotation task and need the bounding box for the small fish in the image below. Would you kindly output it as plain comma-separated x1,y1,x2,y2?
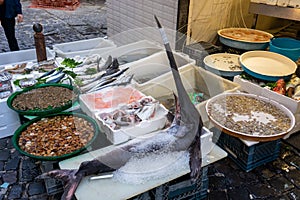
86,74,133,93
46,73,65,84
82,77,117,93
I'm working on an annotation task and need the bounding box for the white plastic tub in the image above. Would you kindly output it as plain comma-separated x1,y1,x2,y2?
100,40,164,64
53,37,117,58
123,51,195,87
136,64,240,127
0,48,55,66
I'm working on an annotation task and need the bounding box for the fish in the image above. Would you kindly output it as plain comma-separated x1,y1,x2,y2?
36,16,203,200
86,74,133,93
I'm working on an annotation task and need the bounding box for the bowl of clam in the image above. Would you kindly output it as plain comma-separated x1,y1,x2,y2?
206,92,295,141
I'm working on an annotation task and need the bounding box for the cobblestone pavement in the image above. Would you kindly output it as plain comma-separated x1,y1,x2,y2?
1,1,300,200
0,0,107,53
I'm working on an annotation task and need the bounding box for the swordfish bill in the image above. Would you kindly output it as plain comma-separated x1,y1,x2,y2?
154,15,203,181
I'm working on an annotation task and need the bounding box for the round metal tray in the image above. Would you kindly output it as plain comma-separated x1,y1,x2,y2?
12,112,100,161
206,93,295,142
7,83,79,116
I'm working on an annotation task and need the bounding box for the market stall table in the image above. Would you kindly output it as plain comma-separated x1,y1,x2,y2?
59,143,227,200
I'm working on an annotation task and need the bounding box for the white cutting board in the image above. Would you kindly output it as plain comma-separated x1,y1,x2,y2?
59,144,227,200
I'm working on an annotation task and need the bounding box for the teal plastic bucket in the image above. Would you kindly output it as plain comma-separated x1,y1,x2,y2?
270,38,300,61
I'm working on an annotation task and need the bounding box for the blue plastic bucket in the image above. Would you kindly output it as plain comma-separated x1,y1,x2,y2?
270,38,300,61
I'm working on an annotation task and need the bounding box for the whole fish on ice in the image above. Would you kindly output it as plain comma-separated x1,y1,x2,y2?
36,17,203,200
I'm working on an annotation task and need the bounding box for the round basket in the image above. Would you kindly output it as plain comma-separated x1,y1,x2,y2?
7,83,79,116
12,112,99,161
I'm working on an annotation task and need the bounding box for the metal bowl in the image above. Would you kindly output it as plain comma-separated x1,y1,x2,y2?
239,51,297,81
218,28,273,50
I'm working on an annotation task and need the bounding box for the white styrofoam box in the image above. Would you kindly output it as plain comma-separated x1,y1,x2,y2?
0,98,14,114
136,64,240,127
100,40,164,63
0,121,21,139
95,102,169,144
79,85,146,118
266,0,278,5
123,51,195,87
0,48,55,67
0,111,20,127
201,127,214,157
53,37,117,58
277,0,290,7
233,75,300,114
288,0,300,8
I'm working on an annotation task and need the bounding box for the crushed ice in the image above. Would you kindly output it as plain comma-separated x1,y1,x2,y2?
113,150,190,185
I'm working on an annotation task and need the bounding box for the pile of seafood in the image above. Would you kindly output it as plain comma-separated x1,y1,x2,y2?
11,86,77,111
207,94,292,136
56,55,133,93
18,115,95,157
98,96,160,130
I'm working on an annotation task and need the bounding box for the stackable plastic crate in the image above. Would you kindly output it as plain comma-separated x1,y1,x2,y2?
131,166,208,200
213,130,281,172
183,42,222,67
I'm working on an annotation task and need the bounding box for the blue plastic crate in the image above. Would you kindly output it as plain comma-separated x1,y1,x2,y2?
131,166,208,200
213,131,281,172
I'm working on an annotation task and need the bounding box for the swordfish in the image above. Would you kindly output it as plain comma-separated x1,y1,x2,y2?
36,17,204,200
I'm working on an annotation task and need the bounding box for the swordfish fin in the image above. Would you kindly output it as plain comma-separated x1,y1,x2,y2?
36,169,83,200
36,160,115,200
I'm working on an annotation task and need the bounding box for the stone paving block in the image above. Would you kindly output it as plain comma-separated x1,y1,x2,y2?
269,176,295,194
28,182,46,196
207,190,227,199
0,149,10,161
247,183,277,198
285,169,300,188
10,149,22,159
260,168,277,179
0,161,4,171
0,139,7,150
287,189,300,200
4,157,20,171
7,184,23,199
227,187,250,200
2,171,17,184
